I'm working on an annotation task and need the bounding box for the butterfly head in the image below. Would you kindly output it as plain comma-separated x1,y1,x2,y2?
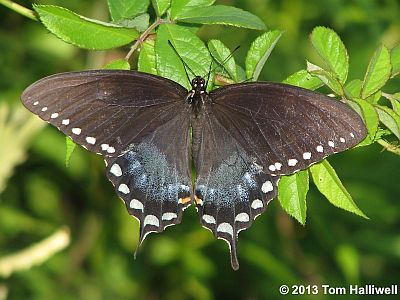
191,76,206,94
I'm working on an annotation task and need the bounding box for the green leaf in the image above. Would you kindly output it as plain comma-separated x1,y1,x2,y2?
344,79,362,99
208,39,237,81
115,14,150,32
278,170,309,225
65,137,76,167
349,98,379,146
104,59,131,70
391,44,400,77
361,44,391,99
245,30,282,81
107,0,149,21
151,0,171,16
138,39,157,75
236,65,247,82
175,5,266,30
383,92,400,114
310,27,349,84
310,160,368,218
282,70,323,90
34,5,139,50
155,24,212,90
171,0,215,20
374,105,400,140
307,61,344,96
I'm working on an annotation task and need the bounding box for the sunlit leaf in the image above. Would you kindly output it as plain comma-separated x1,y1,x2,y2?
107,0,150,21
155,24,212,90
151,0,170,16
65,137,76,167
175,5,266,30
171,0,215,20
278,170,309,225
115,14,150,32
307,61,344,96
391,44,400,77
104,59,131,70
245,30,282,81
138,39,157,75
34,5,139,50
350,98,379,146
283,70,323,90
361,44,391,99
208,39,237,81
344,79,362,99
310,26,349,84
374,105,400,140
310,160,368,218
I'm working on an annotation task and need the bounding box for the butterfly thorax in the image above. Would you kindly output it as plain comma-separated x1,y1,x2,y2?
187,76,207,117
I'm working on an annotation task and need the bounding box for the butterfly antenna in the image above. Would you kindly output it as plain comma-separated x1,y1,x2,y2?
209,45,240,76
205,59,213,88
168,40,196,84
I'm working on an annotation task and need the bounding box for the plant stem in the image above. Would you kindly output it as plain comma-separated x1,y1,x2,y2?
0,0,37,21
377,139,400,156
125,18,164,61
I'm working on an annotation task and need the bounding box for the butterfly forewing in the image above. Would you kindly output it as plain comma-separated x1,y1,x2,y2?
21,70,193,240
21,70,188,156
210,82,367,175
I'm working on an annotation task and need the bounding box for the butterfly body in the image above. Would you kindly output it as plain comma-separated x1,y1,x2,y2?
21,70,367,270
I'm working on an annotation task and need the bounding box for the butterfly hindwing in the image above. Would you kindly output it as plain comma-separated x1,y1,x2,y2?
210,82,367,175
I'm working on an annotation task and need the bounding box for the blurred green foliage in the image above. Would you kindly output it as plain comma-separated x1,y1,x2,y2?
0,0,399,299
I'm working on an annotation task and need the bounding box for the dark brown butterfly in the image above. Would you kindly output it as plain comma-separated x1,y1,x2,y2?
21,70,367,270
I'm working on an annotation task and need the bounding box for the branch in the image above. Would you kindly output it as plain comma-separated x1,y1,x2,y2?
0,227,70,278
377,139,400,156
0,0,37,21
125,18,164,61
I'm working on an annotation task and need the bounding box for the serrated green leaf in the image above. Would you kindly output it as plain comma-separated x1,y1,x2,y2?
283,70,323,90
104,59,131,70
175,5,266,30
344,79,362,99
155,24,212,90
152,0,171,16
208,39,237,81
65,137,76,167
350,98,379,146
361,45,391,99
310,160,367,219
366,90,381,104
278,170,309,225
171,0,215,20
383,92,400,114
236,65,247,82
115,14,149,32
307,61,344,96
107,0,149,21
245,30,282,81
34,5,139,50
391,44,400,77
310,27,349,84
374,105,400,140
138,39,157,75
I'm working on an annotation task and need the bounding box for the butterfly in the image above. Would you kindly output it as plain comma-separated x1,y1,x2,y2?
21,69,367,270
